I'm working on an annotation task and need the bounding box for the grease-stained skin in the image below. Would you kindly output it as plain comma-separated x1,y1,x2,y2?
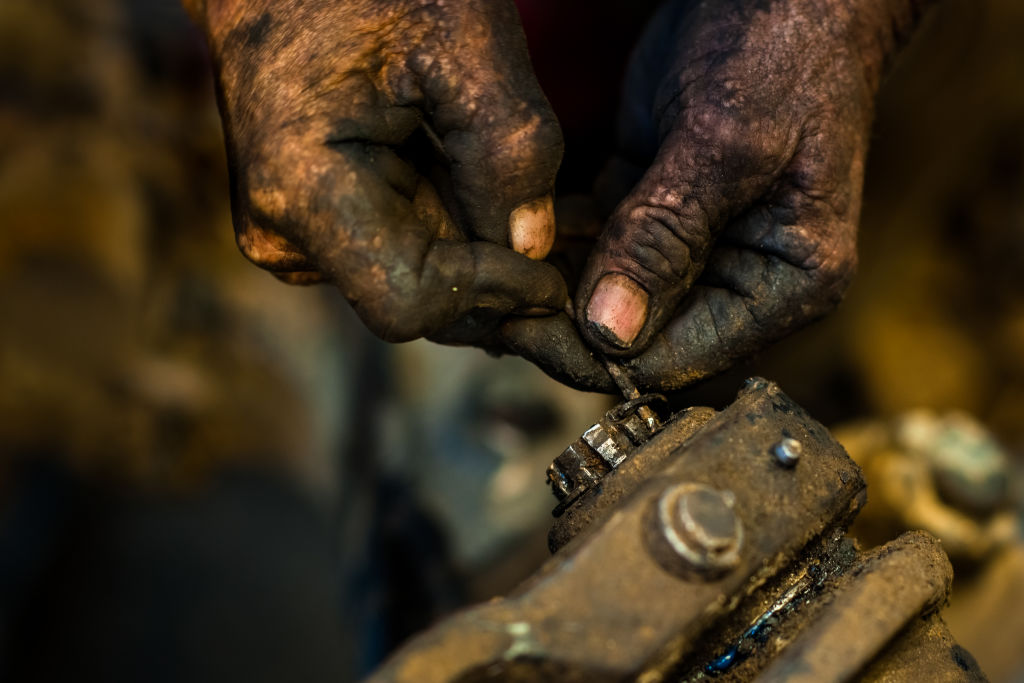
501,0,936,392
188,0,566,344
189,0,935,392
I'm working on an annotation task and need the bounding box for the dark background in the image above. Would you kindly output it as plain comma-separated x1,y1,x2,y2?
1,0,1022,680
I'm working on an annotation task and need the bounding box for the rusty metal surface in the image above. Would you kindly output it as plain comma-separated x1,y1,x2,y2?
757,530,953,682
546,393,667,516
548,405,716,552
365,379,987,682
368,379,867,682
859,612,987,682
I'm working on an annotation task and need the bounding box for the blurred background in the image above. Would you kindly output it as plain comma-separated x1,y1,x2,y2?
1,0,1022,681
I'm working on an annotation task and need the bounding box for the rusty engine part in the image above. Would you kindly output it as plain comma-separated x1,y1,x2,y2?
368,379,985,682
546,392,665,516
837,410,1020,563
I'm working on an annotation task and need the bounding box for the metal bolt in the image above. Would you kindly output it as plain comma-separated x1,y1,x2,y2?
772,437,802,467
656,483,743,575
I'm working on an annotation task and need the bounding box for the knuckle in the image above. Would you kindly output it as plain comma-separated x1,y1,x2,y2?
621,204,697,282
483,105,563,181
683,104,776,177
235,219,310,271
688,105,750,154
359,288,434,343
805,229,857,312
517,107,564,157
608,194,711,289
243,181,289,223
233,139,292,223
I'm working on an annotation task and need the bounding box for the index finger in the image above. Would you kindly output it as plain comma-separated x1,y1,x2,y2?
246,136,569,343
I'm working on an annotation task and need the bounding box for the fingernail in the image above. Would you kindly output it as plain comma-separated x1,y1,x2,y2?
585,273,648,349
510,195,555,260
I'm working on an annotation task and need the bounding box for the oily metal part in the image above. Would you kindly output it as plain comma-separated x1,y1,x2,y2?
367,379,867,683
859,612,987,682
671,530,979,682
548,404,716,552
758,530,955,682
673,527,862,680
546,357,667,517
545,393,668,517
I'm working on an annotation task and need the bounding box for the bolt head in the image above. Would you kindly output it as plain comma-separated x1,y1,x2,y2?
654,483,743,576
679,487,738,551
772,437,803,467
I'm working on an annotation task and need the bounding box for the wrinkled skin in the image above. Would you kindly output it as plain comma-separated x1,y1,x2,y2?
501,0,935,392
191,0,566,344
190,0,934,392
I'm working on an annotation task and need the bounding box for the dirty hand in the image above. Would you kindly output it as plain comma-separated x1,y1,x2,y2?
186,0,565,343
503,0,935,392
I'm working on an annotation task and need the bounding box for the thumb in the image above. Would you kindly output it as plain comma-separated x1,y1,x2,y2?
576,118,780,355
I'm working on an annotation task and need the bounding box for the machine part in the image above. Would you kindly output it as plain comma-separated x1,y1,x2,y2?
545,358,667,516
371,379,862,681
697,546,831,677
548,405,717,552
755,531,952,682
648,483,743,579
672,530,972,682
605,359,661,433
895,410,1009,514
857,611,984,681
367,379,984,682
546,392,666,516
772,437,802,467
836,411,1020,562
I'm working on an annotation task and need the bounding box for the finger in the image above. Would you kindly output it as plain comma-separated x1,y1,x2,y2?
236,217,316,272
614,182,858,392
499,314,618,394
410,0,563,259
235,217,326,284
508,147,860,394
576,107,791,356
245,140,568,343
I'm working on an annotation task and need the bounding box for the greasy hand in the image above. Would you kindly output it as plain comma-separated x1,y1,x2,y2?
503,0,931,392
194,0,565,343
